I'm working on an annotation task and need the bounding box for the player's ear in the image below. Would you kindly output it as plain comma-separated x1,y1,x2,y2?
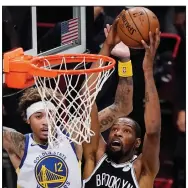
135,138,141,148
27,118,30,125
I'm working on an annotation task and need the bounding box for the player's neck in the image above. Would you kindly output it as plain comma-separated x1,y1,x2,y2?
32,134,47,145
117,152,134,164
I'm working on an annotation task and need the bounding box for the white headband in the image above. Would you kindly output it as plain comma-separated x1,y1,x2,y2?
26,101,56,120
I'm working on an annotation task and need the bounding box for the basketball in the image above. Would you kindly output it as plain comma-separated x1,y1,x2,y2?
117,7,160,49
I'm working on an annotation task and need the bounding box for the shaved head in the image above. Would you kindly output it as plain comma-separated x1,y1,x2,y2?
113,117,141,138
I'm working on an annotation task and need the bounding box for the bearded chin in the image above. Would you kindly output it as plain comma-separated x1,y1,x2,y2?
105,144,124,163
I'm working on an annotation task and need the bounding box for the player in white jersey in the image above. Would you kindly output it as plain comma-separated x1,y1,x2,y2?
3,87,84,188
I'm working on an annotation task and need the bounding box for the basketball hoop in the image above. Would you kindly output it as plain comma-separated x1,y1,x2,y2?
3,48,116,147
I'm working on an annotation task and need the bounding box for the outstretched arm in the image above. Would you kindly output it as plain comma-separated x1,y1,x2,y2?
98,24,133,132
97,63,133,158
141,29,161,176
82,103,100,179
96,74,133,161
83,16,122,95
82,16,133,178
96,24,134,159
3,126,25,158
100,69,133,133
79,18,121,166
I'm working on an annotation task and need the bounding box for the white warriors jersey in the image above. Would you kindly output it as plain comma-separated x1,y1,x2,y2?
17,133,82,188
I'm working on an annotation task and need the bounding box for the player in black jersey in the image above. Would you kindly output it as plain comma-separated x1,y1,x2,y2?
83,15,161,188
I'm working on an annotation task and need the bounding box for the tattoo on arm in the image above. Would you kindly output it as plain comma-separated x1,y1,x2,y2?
124,77,133,85
100,116,114,127
145,79,156,103
118,77,133,86
10,131,25,155
99,77,133,132
109,105,119,113
145,75,157,103
145,92,149,102
144,74,161,134
99,106,118,132
114,77,133,109
3,128,25,156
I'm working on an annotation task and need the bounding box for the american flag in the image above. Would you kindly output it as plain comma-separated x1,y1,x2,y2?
61,18,79,45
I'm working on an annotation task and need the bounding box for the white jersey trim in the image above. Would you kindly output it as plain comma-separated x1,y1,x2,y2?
131,164,140,188
108,155,137,168
19,134,30,170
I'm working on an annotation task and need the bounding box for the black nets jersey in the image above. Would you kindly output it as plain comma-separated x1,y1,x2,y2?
83,154,139,188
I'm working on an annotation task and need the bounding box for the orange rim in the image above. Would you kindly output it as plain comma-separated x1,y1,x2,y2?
3,48,116,89
29,54,116,77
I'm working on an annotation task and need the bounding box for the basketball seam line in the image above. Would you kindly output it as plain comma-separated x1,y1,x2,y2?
119,25,141,44
141,8,150,36
127,10,144,42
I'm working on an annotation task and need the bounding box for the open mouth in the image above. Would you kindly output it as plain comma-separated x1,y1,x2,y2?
111,139,122,147
41,128,48,135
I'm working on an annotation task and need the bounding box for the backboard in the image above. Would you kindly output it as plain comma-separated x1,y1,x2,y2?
37,6,87,56
2,6,95,139
3,6,94,86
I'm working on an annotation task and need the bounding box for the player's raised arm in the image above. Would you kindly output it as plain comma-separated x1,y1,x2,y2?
83,16,121,95
82,103,100,179
3,126,25,159
141,28,161,176
99,24,133,133
95,23,134,161
82,16,126,179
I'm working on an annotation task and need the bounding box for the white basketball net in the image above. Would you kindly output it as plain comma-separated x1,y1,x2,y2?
33,56,115,148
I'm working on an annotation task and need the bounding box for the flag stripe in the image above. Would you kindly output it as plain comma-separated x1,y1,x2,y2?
62,33,78,41
61,36,78,44
61,18,79,45
62,30,78,38
69,20,78,25
69,25,78,30
61,33,79,43
62,27,78,37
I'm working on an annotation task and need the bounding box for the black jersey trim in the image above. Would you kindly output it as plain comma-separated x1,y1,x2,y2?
83,154,107,183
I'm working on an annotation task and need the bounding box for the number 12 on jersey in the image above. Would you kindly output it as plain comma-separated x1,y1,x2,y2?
55,162,63,172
